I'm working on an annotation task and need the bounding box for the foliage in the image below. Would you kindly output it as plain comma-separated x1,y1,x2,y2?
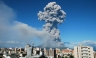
62,56,64,58
69,54,74,58
65,56,68,58
67,54,70,56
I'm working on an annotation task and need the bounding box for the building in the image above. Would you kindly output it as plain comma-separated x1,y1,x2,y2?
20,44,47,58
94,52,96,58
45,48,56,58
74,44,94,58
56,48,60,54
55,48,61,58
44,48,46,55
0,53,3,58
62,48,74,57
25,44,31,52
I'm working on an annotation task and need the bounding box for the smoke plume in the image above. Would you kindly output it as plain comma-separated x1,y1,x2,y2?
38,2,66,48
0,1,66,48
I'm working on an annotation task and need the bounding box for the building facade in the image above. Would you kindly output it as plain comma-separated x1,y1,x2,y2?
45,48,56,58
62,48,74,57
94,52,96,58
74,44,94,58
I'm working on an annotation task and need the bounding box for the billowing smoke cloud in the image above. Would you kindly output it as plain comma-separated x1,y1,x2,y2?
0,1,66,48
37,2,66,48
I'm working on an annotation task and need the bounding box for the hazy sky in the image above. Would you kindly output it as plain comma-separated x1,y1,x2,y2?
0,0,96,49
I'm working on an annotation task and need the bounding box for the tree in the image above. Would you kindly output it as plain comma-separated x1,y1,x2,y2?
67,54,70,56
69,55,74,58
62,56,64,58
65,56,68,58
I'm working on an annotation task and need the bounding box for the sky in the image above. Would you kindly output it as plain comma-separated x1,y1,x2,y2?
0,0,96,49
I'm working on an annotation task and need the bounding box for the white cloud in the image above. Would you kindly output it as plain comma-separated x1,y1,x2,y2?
0,40,24,48
6,41,19,44
65,40,96,49
0,40,20,44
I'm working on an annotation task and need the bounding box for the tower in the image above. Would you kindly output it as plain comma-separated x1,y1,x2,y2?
32,43,34,54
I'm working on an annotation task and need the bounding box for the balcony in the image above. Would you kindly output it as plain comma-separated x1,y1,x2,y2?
82,54,88,57
81,49,88,51
81,51,88,53
82,56,88,58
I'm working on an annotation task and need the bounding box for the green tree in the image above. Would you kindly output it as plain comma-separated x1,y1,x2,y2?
69,55,74,58
65,56,68,58
62,56,64,58
67,54,70,56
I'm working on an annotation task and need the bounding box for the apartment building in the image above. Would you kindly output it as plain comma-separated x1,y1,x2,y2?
45,48,57,58
62,48,74,57
94,52,96,58
74,44,94,58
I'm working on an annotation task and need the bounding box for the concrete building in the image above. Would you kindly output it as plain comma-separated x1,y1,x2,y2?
62,48,74,57
0,53,3,58
49,49,54,57
62,48,71,54
55,48,61,58
46,50,48,56
44,48,46,55
45,48,56,58
56,48,60,54
94,52,96,58
25,44,31,52
19,48,24,52
20,44,47,58
74,44,94,58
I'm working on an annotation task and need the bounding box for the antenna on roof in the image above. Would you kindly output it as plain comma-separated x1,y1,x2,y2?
32,42,34,47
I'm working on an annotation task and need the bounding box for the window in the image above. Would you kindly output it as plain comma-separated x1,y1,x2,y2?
88,48,90,49
77,47,78,52
81,47,82,49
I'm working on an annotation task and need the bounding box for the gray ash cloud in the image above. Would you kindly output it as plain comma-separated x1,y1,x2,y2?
37,2,66,48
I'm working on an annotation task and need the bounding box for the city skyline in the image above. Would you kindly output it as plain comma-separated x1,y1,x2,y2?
0,0,96,49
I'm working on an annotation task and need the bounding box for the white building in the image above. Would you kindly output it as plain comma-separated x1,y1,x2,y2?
74,44,94,58
3,51,11,58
